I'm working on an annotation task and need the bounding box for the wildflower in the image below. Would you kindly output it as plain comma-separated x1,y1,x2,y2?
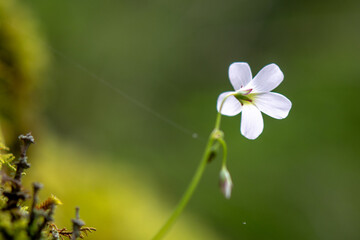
217,62,292,139
219,167,233,199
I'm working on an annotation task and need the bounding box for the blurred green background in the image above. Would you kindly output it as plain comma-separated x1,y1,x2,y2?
1,0,360,239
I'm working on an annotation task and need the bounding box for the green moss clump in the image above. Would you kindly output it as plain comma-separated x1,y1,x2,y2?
0,0,49,148
0,134,95,240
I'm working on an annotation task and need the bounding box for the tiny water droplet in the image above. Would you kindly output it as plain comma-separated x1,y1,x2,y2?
192,133,198,139
242,222,246,225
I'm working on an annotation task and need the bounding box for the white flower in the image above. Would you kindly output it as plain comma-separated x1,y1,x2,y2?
217,62,292,140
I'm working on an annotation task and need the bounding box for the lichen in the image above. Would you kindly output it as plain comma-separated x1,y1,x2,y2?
0,134,96,240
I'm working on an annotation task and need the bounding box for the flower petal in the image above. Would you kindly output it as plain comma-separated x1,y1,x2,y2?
228,62,252,91
241,104,263,139
246,63,284,93
254,92,292,119
217,91,242,116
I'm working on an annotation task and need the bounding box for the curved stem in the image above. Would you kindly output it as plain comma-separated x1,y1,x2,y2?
215,93,234,130
153,96,231,239
217,138,228,168
152,135,215,240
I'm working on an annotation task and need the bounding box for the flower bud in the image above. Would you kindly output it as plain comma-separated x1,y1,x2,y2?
219,167,233,199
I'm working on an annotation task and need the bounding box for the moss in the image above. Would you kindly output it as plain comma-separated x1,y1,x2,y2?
0,138,95,240
0,0,48,147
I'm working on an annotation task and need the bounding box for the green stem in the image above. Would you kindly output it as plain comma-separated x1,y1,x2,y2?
152,96,230,240
215,111,222,130
215,93,234,130
217,138,228,168
152,134,215,240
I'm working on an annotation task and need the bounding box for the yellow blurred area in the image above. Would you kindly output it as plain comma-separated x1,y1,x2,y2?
0,0,48,146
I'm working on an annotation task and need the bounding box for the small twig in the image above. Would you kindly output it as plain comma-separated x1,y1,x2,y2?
49,223,96,239
71,207,85,240
32,203,55,240
2,133,34,217
0,171,21,188
79,227,96,238
14,133,34,181
28,182,43,230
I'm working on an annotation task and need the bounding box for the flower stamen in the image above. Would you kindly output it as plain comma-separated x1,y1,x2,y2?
234,90,254,105
241,89,253,95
